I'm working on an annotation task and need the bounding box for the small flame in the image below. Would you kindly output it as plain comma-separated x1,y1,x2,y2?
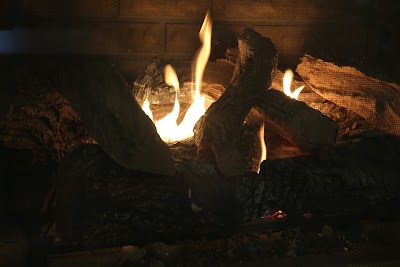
283,69,305,100
142,99,153,121
140,11,212,143
258,122,267,173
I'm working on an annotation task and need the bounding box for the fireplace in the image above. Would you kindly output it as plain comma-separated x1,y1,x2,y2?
1,1,400,266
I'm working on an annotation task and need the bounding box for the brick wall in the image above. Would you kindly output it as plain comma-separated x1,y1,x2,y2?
1,0,399,80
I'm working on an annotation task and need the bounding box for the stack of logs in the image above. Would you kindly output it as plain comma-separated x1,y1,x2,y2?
1,28,400,249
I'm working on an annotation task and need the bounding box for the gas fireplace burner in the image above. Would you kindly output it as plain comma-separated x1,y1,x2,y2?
1,3,400,266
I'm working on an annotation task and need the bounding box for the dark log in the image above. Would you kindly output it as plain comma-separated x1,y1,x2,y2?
233,134,400,218
256,89,338,152
0,75,92,163
296,54,400,135
194,28,278,176
56,144,241,248
57,60,175,176
56,134,400,248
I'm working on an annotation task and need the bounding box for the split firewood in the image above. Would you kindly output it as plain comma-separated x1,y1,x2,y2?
194,28,278,176
256,89,338,152
296,54,400,135
57,60,175,176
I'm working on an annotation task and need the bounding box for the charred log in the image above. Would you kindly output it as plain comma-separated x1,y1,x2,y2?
56,144,241,248
194,28,278,176
57,60,175,176
296,54,400,135
0,75,92,163
256,89,338,153
234,135,400,219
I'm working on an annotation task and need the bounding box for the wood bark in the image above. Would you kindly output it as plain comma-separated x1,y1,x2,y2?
194,28,278,176
57,60,175,176
256,89,338,152
296,54,400,135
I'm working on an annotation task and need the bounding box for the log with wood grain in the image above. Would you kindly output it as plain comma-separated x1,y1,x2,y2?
193,28,278,176
296,54,400,135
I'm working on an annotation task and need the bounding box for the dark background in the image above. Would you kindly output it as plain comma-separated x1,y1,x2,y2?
1,0,399,82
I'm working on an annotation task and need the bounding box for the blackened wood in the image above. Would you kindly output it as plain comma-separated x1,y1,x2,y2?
58,60,175,176
296,54,400,135
256,89,338,152
0,76,92,163
194,28,278,176
56,144,241,248
233,135,400,218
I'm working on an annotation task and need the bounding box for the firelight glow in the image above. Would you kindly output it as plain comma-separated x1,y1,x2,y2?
283,69,305,99
141,11,212,143
258,122,267,173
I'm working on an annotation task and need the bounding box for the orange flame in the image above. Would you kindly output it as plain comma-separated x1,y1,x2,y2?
141,11,212,143
258,122,266,173
283,69,304,99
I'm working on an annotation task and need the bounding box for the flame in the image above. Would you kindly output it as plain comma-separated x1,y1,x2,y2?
258,122,267,173
142,99,153,121
283,69,305,99
140,11,212,143
153,64,181,142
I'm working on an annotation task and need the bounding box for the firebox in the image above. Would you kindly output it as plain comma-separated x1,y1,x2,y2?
1,1,400,266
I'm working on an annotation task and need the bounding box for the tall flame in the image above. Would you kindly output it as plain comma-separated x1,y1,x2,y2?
283,69,305,100
258,122,267,173
141,11,212,143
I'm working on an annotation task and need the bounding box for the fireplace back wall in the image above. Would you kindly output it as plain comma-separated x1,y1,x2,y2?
1,0,399,82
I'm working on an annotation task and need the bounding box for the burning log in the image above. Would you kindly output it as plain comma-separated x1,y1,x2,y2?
256,89,338,153
194,28,278,176
271,69,374,143
296,54,400,135
58,60,175,176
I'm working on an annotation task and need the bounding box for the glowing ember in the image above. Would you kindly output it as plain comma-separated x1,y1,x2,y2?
261,209,287,219
140,11,212,143
283,69,305,99
258,122,267,173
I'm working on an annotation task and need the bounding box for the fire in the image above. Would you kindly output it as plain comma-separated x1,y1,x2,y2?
283,69,305,99
258,122,267,173
141,99,153,121
141,11,212,143
153,64,181,142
